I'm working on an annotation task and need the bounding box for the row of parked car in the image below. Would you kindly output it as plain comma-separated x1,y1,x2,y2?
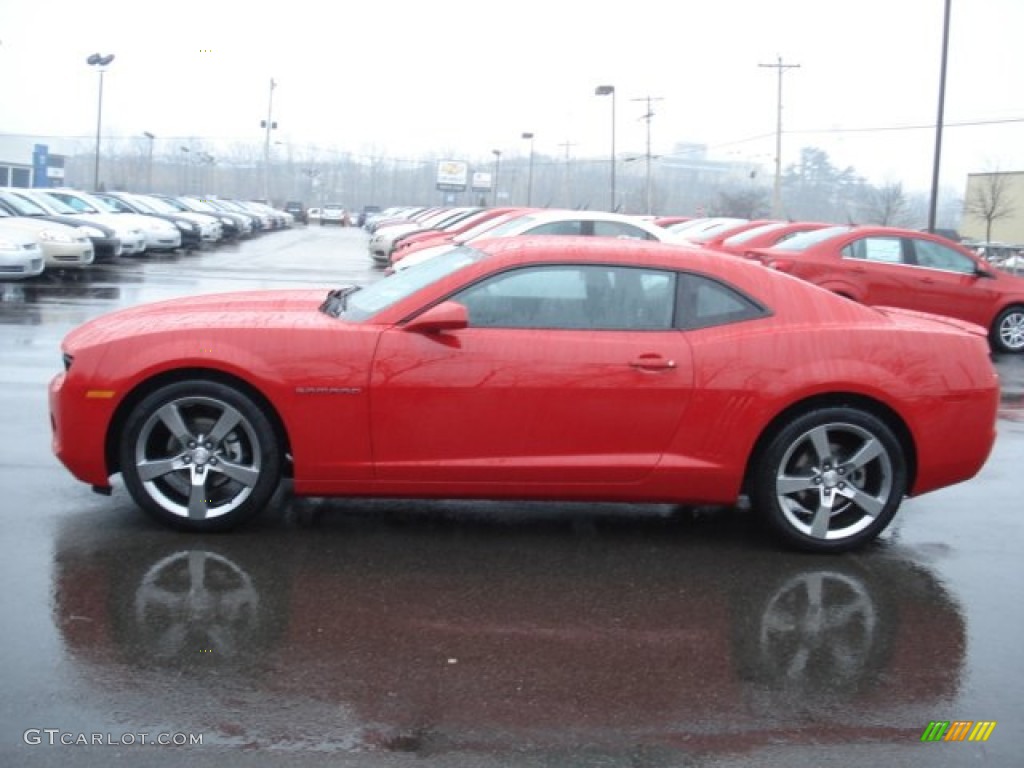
361,205,1024,354
0,188,296,279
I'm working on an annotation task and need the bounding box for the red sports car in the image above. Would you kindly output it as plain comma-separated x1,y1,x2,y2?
751,225,1024,353
49,237,999,552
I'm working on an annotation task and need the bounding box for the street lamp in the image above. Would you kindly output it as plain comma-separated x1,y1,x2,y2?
594,85,615,212
491,149,501,207
521,132,535,206
143,131,155,191
261,78,278,203
86,53,115,192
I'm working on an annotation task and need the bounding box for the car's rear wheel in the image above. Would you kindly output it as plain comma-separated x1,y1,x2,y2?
120,381,281,532
992,305,1024,353
750,407,907,553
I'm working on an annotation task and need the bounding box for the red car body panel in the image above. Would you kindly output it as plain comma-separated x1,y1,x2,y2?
50,237,998,506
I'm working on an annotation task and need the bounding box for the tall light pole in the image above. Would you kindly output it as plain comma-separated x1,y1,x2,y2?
261,77,277,202
631,96,662,215
86,53,115,192
143,131,155,191
928,0,952,233
491,149,502,207
759,55,801,218
521,132,535,205
180,146,190,193
595,85,616,211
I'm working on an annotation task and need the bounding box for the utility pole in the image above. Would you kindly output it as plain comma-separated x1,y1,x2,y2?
631,96,662,215
759,56,800,218
928,0,952,233
558,139,576,208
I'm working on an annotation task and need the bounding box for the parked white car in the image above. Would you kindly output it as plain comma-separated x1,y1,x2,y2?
5,188,147,255
0,223,45,279
0,207,93,268
45,188,181,252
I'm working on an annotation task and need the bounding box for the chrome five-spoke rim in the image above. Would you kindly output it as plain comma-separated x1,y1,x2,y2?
999,311,1024,351
134,396,262,520
775,422,893,541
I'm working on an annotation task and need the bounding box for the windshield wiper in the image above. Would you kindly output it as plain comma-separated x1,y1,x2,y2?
319,285,362,317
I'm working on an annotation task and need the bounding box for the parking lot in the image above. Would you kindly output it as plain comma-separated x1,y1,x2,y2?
1,224,1022,767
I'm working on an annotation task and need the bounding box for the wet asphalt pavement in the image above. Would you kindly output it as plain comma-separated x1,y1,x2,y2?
1,226,1022,767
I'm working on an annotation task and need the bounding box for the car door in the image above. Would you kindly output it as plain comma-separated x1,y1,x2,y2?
369,264,694,486
905,237,997,327
838,236,916,306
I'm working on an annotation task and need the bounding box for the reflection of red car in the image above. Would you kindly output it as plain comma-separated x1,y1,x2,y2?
53,514,967,754
713,220,832,257
751,225,1024,353
50,236,998,551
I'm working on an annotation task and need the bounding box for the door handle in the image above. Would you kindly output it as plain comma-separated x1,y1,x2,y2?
629,355,677,371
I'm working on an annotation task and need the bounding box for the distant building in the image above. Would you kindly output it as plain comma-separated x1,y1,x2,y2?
961,171,1024,244
0,136,70,188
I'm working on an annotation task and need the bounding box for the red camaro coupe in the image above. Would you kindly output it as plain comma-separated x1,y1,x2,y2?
49,237,999,552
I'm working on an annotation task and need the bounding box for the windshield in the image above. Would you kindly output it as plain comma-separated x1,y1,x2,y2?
184,198,217,213
121,194,156,214
476,214,541,239
339,246,484,322
0,190,47,215
454,212,525,242
722,222,789,246
133,195,178,214
770,225,853,252
23,191,77,215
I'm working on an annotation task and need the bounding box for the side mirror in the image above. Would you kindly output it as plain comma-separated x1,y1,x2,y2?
404,301,469,333
975,264,996,279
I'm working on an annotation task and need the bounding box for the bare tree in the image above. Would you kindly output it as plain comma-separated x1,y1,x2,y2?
711,187,770,218
965,172,1015,242
866,181,910,226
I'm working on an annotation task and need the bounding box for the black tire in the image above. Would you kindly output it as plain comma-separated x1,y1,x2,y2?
991,305,1024,354
119,380,281,532
749,407,907,553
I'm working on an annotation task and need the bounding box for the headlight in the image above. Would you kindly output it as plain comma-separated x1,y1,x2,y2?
39,229,76,243
0,239,18,249
219,217,233,226
175,220,195,232
77,225,105,238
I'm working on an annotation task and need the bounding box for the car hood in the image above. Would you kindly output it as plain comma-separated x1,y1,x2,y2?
0,217,84,238
63,289,339,352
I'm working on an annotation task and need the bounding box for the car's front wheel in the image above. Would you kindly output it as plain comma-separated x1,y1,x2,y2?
120,380,281,531
750,407,907,553
992,305,1024,354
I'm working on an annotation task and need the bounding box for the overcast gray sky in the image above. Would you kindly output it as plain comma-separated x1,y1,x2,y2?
1,0,1021,192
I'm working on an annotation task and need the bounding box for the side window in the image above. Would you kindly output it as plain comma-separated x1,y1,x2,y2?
912,239,977,274
591,221,658,240
842,237,904,264
676,273,766,330
527,220,583,236
453,265,675,330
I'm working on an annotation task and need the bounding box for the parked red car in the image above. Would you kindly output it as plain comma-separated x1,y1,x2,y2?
751,225,1024,353
50,236,998,551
